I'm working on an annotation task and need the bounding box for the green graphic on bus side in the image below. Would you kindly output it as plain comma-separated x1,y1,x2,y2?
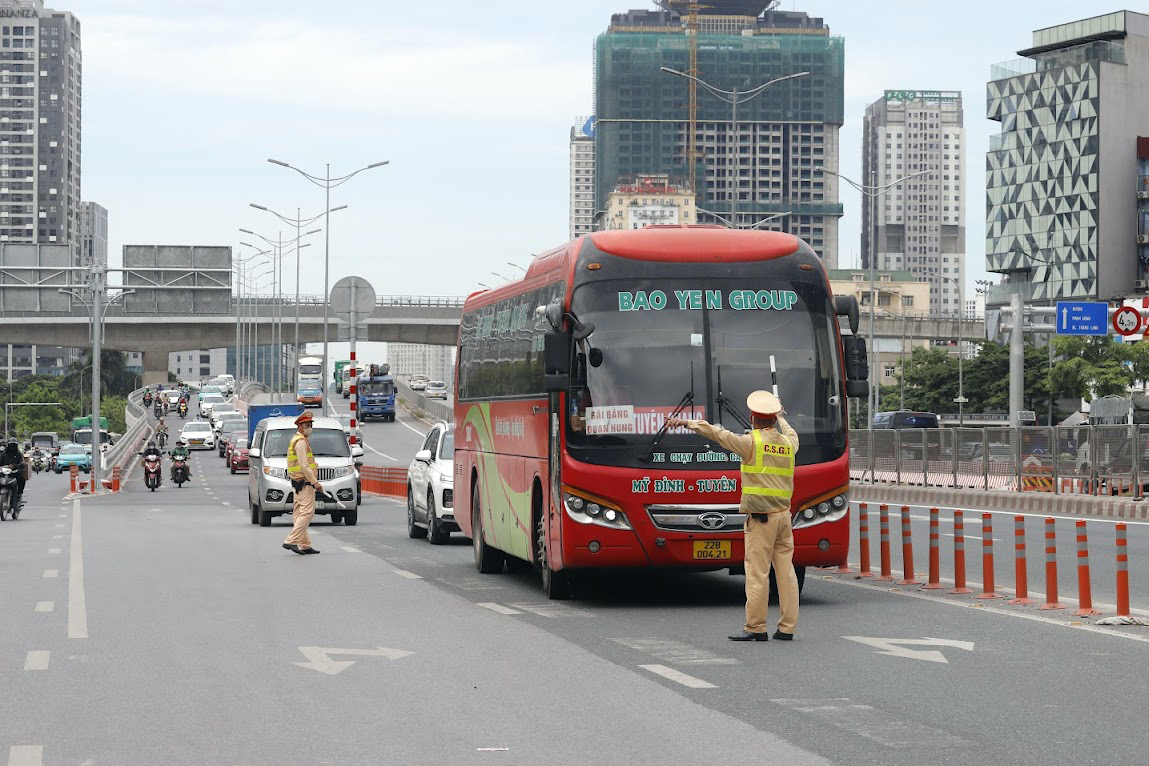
618,289,798,312
463,402,532,560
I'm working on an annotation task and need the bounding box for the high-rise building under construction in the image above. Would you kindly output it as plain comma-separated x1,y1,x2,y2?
594,1,844,265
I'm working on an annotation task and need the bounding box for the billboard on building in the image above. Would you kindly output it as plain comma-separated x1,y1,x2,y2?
122,245,232,315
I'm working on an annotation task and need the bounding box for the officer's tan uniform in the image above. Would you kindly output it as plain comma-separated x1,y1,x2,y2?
684,397,800,636
285,427,320,551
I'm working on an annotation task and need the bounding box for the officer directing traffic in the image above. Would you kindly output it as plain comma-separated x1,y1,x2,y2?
283,411,323,555
669,390,799,642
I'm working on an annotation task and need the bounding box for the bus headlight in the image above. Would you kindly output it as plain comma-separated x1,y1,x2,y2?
563,487,630,530
793,489,849,530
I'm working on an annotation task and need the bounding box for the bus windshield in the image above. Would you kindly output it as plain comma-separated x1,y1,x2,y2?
298,364,322,376
566,278,844,467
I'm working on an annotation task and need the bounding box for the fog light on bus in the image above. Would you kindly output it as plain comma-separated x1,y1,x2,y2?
567,495,585,511
603,508,618,522
588,541,601,553
586,503,602,517
802,508,816,520
817,502,831,515
831,494,847,509
818,539,831,551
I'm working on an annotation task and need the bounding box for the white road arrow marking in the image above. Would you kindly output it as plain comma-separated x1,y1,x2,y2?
294,645,414,675
842,636,975,664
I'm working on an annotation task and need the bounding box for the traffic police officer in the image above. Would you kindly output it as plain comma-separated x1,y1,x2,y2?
283,411,324,555
669,390,799,641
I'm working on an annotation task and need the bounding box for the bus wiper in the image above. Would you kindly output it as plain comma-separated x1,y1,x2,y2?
716,365,752,432
640,362,694,461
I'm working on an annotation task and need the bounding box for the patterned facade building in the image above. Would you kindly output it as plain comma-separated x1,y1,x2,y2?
986,11,1149,307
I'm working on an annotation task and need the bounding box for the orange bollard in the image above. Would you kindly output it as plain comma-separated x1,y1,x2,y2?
977,513,1002,599
899,505,920,584
1039,517,1065,610
1008,515,1036,604
1116,524,1131,617
111,466,121,492
876,504,895,582
1074,521,1101,616
950,509,972,594
857,503,873,578
922,507,944,589
69,464,78,493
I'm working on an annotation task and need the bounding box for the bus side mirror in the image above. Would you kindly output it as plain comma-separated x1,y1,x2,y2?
544,330,571,375
834,295,860,334
846,379,869,399
843,335,869,382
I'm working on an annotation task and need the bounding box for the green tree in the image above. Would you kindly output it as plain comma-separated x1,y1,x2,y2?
1048,336,1134,401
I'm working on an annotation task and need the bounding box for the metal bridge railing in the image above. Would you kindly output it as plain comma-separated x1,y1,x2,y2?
849,425,1149,498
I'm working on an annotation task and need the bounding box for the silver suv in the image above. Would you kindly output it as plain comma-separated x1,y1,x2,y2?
247,416,364,528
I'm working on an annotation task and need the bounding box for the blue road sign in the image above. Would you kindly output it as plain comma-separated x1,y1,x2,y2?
1055,301,1108,335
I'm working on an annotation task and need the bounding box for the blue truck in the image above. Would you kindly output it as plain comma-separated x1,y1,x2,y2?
246,403,305,445
357,363,396,422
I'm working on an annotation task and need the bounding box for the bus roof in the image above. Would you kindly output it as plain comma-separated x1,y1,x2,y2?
589,226,800,263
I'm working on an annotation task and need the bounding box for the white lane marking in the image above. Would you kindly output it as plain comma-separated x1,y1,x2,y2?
364,443,397,462
23,651,50,671
508,602,592,618
7,745,43,766
51,535,62,540
393,569,423,579
47,547,60,555
842,636,975,664
612,638,740,665
771,698,970,747
69,499,88,639
943,533,983,541
54,523,63,529
639,664,717,689
340,546,361,553
476,602,522,615
57,513,66,518
222,501,232,507
824,573,1149,643
396,413,426,439
35,601,54,613
43,570,58,578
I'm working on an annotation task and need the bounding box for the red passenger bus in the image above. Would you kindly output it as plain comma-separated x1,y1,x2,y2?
454,225,867,598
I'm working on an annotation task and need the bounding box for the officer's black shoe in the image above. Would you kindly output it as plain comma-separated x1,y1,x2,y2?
300,547,320,555
728,631,769,642
282,544,299,553
772,631,794,641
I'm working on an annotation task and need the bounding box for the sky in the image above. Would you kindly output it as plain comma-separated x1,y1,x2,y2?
72,0,1133,365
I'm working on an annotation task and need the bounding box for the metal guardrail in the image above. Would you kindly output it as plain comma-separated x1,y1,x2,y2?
395,379,453,425
849,426,1149,498
102,387,153,480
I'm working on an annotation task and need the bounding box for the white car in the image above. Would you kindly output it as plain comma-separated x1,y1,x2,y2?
212,411,245,435
178,421,216,450
424,380,448,399
199,394,226,417
209,402,238,428
406,421,455,544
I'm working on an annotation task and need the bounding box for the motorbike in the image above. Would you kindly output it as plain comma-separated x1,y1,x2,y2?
171,456,189,487
153,402,164,419
30,449,44,474
157,431,168,449
177,402,188,419
0,464,20,520
142,453,162,491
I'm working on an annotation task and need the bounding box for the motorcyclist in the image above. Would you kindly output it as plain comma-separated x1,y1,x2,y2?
155,418,169,447
177,398,188,417
143,390,153,407
170,440,191,481
0,440,27,506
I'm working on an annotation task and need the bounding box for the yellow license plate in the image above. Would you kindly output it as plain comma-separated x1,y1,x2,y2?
693,540,731,560
190,440,203,445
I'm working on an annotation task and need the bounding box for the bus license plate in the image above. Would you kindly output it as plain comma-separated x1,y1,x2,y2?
693,540,731,560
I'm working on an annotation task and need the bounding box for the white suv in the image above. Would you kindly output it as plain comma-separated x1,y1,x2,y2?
406,422,455,544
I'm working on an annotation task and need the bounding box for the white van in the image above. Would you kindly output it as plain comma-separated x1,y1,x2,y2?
247,416,364,527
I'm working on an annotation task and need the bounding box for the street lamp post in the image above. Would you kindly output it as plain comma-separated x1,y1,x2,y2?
816,167,932,428
928,271,965,426
250,203,347,390
660,66,809,225
268,158,389,415
696,208,791,230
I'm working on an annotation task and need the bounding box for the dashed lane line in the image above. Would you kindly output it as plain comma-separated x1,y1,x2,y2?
340,546,361,553
43,570,58,578
7,745,43,766
69,498,88,639
476,602,522,615
23,651,49,671
35,602,53,613
639,664,717,689
612,638,739,666
393,569,423,579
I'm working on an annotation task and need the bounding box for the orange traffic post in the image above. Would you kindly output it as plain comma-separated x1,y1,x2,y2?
1008,515,1036,604
977,512,1002,599
1116,524,1131,617
950,509,972,594
899,505,920,585
1039,517,1065,610
1074,521,1101,616
922,507,944,589
876,504,895,582
857,502,873,578
69,464,78,493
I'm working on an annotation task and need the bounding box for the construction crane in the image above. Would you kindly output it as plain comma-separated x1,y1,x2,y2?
665,1,709,196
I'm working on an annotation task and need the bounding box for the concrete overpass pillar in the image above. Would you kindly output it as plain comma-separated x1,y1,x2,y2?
141,348,169,387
